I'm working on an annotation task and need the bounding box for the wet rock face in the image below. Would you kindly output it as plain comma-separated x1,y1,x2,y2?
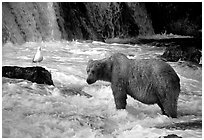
2,2,154,44
2,66,54,85
2,2,61,44
2,2,201,46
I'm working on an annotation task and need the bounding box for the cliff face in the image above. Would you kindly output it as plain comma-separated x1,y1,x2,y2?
2,2,61,44
2,2,154,44
145,2,202,37
2,2,201,44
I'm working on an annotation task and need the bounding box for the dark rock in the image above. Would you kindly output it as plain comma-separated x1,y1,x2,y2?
159,134,182,138
2,66,54,85
161,46,201,64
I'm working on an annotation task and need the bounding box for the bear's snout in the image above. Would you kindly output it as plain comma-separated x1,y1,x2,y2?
86,78,95,84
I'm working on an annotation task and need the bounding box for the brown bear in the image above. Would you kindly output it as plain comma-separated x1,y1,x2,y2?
86,53,180,118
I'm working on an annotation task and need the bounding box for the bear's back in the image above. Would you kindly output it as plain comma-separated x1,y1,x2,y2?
130,59,178,78
111,53,131,77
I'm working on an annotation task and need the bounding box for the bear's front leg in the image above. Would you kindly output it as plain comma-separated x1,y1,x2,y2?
111,84,127,109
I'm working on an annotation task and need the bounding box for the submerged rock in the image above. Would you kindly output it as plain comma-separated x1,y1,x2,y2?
2,66,54,85
59,87,92,98
156,120,202,130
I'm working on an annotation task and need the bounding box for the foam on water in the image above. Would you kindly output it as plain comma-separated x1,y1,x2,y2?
2,40,202,138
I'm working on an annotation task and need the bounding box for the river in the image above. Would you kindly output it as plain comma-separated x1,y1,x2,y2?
2,40,202,138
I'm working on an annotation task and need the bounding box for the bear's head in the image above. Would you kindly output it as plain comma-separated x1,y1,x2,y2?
86,59,104,84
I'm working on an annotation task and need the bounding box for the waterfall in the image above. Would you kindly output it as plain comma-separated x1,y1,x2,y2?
46,2,61,41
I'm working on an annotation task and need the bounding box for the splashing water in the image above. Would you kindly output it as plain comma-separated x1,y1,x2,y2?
2,40,202,138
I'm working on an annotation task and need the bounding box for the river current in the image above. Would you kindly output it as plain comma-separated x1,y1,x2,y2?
2,40,202,138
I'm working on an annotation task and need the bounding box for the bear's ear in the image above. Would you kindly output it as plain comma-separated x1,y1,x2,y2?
88,59,94,65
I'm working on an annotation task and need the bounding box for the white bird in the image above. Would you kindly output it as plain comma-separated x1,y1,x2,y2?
32,46,43,64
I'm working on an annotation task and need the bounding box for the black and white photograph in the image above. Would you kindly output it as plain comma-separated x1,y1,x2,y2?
2,1,202,138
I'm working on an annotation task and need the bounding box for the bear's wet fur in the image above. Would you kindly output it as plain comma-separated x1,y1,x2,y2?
86,53,180,118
